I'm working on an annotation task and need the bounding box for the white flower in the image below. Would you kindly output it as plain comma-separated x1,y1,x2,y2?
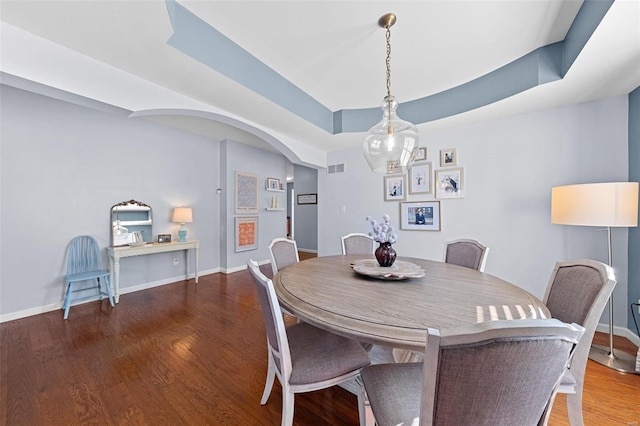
366,215,397,243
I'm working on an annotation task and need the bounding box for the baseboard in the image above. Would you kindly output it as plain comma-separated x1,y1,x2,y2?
298,248,318,254
0,302,62,323
220,259,270,274
595,323,640,346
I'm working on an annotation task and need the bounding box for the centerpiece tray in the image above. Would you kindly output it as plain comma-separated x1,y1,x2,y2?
351,259,425,280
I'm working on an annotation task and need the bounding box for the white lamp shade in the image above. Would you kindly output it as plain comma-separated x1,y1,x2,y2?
172,207,193,224
551,182,639,227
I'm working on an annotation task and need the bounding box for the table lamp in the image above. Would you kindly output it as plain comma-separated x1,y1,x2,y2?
551,182,639,374
173,207,193,242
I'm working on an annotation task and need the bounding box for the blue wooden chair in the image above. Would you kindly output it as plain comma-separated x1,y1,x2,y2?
63,235,115,320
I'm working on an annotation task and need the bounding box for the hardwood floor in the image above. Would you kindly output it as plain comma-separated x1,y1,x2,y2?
1,265,639,425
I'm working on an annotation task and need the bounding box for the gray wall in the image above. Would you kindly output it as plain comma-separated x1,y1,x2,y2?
220,139,289,271
292,164,318,252
629,87,640,336
0,85,286,319
319,95,634,335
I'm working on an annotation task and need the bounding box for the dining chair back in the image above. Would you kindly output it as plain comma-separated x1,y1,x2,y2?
341,233,375,255
542,259,616,426
361,319,585,426
246,259,370,426
62,235,115,320
268,238,299,274
443,238,489,271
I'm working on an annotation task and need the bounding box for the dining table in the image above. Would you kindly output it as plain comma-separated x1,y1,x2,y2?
272,254,550,352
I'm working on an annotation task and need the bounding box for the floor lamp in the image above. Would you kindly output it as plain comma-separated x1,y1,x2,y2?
551,182,639,374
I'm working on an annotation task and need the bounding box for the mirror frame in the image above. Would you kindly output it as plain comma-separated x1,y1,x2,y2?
110,199,152,247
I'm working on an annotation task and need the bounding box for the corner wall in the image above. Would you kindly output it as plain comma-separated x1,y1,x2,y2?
628,87,640,336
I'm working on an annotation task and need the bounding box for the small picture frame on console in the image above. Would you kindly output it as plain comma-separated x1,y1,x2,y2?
158,234,171,243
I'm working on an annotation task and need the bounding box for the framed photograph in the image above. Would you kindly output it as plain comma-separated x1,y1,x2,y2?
409,161,432,194
235,217,258,252
414,147,427,161
440,148,457,167
266,177,281,191
235,171,258,214
435,167,464,199
387,160,401,174
384,174,406,201
157,234,171,243
400,201,441,231
297,193,317,205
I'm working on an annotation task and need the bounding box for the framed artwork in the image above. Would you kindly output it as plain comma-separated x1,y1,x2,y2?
414,147,427,161
440,148,457,167
157,234,171,243
266,177,281,191
387,160,401,174
235,171,258,214
409,161,432,194
435,167,464,199
235,217,258,252
400,201,441,231
297,193,318,205
384,174,406,201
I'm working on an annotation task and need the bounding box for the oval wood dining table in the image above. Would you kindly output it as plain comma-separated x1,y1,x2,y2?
273,255,550,352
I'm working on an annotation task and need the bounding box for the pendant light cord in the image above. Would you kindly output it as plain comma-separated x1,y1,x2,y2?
385,26,392,97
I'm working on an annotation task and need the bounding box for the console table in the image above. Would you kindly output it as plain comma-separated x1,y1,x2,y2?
107,240,199,303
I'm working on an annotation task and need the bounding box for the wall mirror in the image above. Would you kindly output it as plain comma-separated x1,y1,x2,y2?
111,200,152,246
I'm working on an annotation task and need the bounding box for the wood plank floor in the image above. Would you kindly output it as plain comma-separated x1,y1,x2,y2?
1,264,639,425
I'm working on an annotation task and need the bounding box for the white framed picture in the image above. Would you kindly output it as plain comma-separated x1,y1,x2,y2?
235,217,258,252
384,174,406,201
235,171,258,214
440,148,457,167
400,201,441,231
409,162,432,194
435,167,464,199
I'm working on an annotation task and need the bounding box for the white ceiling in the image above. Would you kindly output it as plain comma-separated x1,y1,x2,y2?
1,0,639,165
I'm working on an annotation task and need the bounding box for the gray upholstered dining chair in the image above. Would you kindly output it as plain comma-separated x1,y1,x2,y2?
541,259,616,426
246,259,370,426
361,319,585,426
341,233,375,255
268,237,299,274
443,238,489,271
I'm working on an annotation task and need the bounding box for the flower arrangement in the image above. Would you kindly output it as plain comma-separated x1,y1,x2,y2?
366,214,398,244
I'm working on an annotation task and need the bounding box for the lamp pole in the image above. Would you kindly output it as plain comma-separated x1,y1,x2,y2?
588,226,639,374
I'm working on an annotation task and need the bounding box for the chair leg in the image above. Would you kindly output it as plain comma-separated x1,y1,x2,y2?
281,390,294,426
566,386,584,426
103,276,115,307
63,281,74,320
356,376,367,426
261,354,276,405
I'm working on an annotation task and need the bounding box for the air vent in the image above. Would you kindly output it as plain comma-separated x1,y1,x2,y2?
327,163,345,174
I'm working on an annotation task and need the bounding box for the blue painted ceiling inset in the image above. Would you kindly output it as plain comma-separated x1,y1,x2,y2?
164,0,612,135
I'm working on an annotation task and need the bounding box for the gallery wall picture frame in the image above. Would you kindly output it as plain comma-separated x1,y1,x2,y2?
409,161,432,194
440,148,458,167
400,201,441,231
235,216,258,252
235,171,259,214
384,174,407,201
387,160,401,174
297,193,318,205
435,167,465,199
266,177,281,191
414,147,427,161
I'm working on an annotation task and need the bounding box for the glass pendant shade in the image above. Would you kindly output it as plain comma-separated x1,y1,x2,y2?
364,95,419,173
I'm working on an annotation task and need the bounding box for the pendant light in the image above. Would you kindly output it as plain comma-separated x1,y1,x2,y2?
363,13,420,174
